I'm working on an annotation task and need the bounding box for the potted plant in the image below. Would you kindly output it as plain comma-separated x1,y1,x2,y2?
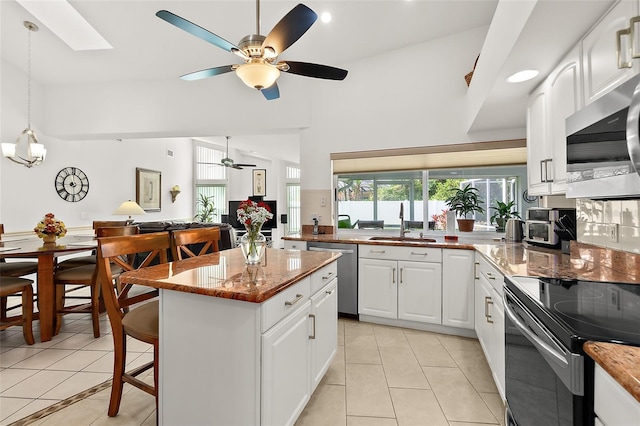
194,194,216,223
444,184,484,232
490,200,520,232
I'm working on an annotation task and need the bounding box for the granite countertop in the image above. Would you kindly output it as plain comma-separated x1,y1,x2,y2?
583,341,640,403
119,247,340,303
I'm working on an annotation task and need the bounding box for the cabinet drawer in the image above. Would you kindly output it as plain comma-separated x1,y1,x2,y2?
261,277,311,333
594,364,640,425
476,255,504,294
284,240,307,251
360,245,441,262
310,261,338,295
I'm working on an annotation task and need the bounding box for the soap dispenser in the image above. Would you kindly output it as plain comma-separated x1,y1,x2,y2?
312,218,319,235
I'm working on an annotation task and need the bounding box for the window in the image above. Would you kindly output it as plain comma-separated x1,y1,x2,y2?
195,142,227,222
286,166,301,234
336,165,527,231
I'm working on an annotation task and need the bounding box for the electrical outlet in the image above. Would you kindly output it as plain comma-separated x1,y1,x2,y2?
320,197,326,207
608,224,619,242
318,216,322,222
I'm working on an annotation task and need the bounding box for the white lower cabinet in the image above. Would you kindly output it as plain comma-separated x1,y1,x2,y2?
358,246,443,325
310,279,338,392
594,363,640,426
442,249,475,329
474,253,505,400
262,300,312,426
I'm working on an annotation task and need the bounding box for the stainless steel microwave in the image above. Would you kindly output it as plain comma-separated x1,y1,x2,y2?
565,74,640,199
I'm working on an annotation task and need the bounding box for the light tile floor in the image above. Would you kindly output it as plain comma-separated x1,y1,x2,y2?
1,305,505,425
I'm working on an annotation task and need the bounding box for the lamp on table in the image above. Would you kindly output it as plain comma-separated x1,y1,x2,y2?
113,200,146,225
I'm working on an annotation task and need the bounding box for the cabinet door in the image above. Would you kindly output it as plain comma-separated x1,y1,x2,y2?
491,287,505,401
358,258,397,319
548,45,582,194
526,86,551,196
474,274,494,368
262,301,311,426
310,279,338,392
442,249,474,329
583,0,639,105
397,261,442,324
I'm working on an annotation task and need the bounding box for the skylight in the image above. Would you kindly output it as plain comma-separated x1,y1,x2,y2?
17,0,112,51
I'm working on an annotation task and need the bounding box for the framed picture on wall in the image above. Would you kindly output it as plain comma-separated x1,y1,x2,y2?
253,169,266,197
136,168,161,211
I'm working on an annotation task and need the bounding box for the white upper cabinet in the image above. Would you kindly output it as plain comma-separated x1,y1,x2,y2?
526,85,551,196
548,45,582,194
582,0,640,105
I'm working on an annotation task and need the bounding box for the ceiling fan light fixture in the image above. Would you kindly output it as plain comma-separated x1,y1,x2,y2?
236,61,280,90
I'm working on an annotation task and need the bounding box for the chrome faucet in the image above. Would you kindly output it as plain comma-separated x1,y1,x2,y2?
399,203,409,237
312,217,319,235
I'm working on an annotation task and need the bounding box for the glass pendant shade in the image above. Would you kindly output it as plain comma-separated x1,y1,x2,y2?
235,62,280,89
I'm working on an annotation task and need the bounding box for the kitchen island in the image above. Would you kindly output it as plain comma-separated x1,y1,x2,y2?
119,248,341,426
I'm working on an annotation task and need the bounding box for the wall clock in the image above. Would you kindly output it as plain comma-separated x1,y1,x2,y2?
55,167,89,202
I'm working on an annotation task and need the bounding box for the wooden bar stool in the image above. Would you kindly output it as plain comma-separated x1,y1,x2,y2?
97,232,171,417
171,227,220,260
57,220,128,270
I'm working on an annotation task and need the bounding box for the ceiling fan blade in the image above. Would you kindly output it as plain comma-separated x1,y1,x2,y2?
262,83,280,100
232,165,244,170
284,61,348,80
156,10,239,53
180,65,235,81
262,4,317,56
235,163,257,168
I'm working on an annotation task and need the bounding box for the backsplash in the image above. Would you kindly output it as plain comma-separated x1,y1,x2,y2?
576,199,640,254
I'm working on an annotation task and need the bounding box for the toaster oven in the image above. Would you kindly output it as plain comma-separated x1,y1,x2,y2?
524,208,576,247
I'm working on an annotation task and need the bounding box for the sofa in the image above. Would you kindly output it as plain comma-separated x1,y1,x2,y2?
131,221,234,251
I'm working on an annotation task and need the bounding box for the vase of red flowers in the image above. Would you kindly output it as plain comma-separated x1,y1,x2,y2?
236,199,273,265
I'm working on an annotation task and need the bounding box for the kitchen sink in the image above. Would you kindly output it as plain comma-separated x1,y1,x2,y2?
368,236,437,243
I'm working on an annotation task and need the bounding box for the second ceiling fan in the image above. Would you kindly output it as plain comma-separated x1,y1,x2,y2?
215,136,256,170
156,1,348,100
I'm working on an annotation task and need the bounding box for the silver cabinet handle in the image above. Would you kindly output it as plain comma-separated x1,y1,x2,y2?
322,272,334,280
410,252,428,256
474,262,479,280
370,249,386,254
400,268,404,284
617,27,633,69
285,294,304,306
485,296,494,324
392,267,396,284
540,160,546,183
545,159,553,182
325,289,335,296
309,314,316,339
485,272,496,280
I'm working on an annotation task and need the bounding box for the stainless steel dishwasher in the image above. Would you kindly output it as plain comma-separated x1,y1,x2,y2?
307,241,358,318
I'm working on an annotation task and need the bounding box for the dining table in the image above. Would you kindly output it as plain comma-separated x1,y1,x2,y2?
0,234,97,342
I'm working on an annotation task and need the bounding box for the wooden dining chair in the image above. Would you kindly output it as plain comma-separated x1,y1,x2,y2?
0,224,39,277
57,220,128,270
0,276,35,345
170,227,221,260
97,231,171,417
53,226,139,337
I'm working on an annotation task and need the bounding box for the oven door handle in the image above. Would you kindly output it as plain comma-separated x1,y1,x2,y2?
503,292,568,369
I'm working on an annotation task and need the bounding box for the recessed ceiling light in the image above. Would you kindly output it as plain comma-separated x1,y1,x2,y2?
17,0,112,51
506,69,539,83
320,12,332,23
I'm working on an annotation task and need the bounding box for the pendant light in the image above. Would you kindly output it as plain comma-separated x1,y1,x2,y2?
1,21,47,168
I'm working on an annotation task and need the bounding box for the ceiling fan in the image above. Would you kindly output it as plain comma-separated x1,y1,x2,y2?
209,136,257,170
156,1,348,100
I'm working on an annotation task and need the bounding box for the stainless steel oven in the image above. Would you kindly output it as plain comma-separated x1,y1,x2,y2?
504,276,640,426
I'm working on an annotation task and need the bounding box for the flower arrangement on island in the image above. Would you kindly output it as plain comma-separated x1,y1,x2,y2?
237,199,273,264
34,213,67,240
